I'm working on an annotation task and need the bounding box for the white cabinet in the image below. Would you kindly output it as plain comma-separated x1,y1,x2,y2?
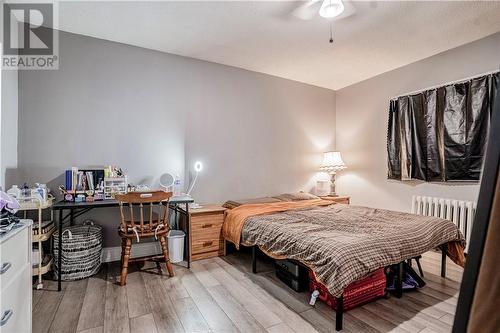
0,220,32,333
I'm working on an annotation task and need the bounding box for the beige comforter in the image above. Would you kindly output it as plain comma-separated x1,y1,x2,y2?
224,201,465,297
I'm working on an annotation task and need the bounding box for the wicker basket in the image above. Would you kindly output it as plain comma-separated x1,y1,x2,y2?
53,221,102,281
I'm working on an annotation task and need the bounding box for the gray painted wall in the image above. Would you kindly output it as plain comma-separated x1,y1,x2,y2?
17,31,335,246
336,32,500,212
184,63,336,203
1,64,18,189
0,4,19,189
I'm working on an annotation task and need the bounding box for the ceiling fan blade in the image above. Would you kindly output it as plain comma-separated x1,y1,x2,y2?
333,0,356,20
291,0,322,20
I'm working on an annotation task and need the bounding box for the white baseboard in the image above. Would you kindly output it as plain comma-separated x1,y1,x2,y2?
101,241,163,263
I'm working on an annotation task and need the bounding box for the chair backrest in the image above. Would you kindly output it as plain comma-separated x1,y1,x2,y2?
115,191,172,234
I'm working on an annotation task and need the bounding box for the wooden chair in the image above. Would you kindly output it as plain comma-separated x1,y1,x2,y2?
115,191,174,286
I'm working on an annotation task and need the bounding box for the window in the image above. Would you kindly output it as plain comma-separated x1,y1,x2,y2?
387,72,499,182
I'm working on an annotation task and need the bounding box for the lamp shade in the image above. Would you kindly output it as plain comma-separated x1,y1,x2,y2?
320,151,346,172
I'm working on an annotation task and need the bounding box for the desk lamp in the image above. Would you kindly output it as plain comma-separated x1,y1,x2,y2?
187,161,203,208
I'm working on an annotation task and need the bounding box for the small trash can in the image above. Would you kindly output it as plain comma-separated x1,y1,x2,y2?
168,230,185,263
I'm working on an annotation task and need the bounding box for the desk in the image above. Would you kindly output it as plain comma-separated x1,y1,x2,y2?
52,195,194,291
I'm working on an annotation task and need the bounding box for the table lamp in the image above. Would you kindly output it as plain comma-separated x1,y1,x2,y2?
319,151,346,196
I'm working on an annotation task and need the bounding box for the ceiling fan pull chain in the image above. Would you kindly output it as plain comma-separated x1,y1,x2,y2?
329,21,334,44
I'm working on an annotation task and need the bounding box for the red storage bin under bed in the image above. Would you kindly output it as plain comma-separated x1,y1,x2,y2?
309,268,387,311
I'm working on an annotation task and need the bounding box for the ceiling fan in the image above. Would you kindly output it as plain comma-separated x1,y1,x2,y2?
291,0,356,21
291,0,358,43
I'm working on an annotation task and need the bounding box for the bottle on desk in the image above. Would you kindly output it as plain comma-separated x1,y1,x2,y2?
173,174,182,196
7,185,21,198
35,183,48,201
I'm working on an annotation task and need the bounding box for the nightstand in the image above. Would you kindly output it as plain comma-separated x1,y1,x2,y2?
320,195,350,204
180,205,226,262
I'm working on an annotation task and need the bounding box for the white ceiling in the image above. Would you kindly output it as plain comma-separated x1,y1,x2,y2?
54,1,500,90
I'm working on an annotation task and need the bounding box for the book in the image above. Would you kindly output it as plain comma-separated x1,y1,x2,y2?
65,170,72,190
76,171,85,190
86,171,95,190
66,168,105,192
71,167,78,192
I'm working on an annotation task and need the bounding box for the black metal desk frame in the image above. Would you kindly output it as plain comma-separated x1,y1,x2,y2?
52,196,194,291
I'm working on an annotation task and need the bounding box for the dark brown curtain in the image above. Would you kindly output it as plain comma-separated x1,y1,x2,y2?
388,72,499,181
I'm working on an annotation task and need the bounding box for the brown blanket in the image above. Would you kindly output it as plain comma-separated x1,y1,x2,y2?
223,199,332,247
224,202,465,297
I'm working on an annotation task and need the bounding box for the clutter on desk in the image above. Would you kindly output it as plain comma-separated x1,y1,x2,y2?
61,166,128,201
65,167,104,192
105,165,124,178
127,184,151,192
159,173,175,192
103,177,128,199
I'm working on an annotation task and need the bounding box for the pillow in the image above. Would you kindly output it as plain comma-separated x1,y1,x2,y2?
222,197,282,209
273,192,320,202
222,192,320,209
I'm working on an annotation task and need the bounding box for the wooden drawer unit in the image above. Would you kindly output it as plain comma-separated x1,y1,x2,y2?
320,195,350,204
184,205,226,262
191,213,224,234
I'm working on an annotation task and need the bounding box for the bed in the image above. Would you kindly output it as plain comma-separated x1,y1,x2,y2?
222,194,465,331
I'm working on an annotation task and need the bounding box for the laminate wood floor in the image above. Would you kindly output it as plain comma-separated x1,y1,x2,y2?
33,250,463,333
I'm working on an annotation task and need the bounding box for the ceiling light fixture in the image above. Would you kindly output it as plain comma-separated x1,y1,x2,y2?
319,0,345,18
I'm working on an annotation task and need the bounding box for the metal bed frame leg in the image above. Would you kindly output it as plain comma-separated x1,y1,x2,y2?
396,262,403,298
185,203,190,269
415,256,424,278
252,246,257,273
335,295,343,331
441,247,447,278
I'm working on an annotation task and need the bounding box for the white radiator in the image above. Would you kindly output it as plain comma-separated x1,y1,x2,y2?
411,195,476,252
